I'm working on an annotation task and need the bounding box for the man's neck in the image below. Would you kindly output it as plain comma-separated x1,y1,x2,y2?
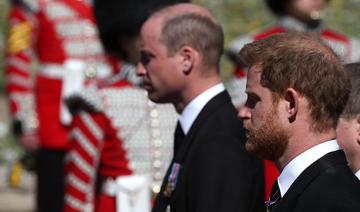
277,128,337,170
177,83,224,134
175,75,221,113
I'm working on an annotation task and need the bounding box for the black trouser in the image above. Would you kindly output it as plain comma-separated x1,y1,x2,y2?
36,148,65,212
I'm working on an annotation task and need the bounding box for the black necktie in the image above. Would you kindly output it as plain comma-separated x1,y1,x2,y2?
266,181,281,211
174,122,185,156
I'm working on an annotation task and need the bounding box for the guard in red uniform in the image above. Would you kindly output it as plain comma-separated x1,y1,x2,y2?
63,0,188,211
63,64,178,212
226,0,360,199
5,0,117,211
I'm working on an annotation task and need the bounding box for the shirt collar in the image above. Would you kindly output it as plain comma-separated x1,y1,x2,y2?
355,170,360,180
179,83,225,134
278,139,340,197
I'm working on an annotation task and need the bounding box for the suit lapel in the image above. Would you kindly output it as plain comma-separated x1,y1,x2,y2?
174,91,230,163
167,91,231,205
152,91,232,212
272,150,347,211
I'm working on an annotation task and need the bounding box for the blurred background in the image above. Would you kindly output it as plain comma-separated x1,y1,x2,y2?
0,0,360,210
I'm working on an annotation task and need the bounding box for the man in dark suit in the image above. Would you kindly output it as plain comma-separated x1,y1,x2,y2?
238,32,360,212
136,3,265,212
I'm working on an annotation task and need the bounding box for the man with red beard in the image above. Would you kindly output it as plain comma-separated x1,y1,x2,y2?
238,32,360,212
227,0,360,198
227,0,360,107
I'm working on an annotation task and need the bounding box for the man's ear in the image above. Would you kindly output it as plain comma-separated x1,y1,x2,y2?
284,88,299,122
179,46,195,75
356,114,360,144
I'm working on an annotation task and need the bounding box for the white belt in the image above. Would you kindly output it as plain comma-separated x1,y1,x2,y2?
39,64,64,79
41,59,113,125
103,178,118,196
102,175,151,212
38,61,113,80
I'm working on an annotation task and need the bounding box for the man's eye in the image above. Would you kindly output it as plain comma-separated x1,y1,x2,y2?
245,95,260,109
140,52,152,66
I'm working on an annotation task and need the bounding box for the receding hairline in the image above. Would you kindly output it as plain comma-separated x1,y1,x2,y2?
148,3,217,26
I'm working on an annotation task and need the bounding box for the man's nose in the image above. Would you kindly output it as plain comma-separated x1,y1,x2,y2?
136,63,146,76
237,104,250,120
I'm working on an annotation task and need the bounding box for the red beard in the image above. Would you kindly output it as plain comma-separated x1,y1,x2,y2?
244,106,289,161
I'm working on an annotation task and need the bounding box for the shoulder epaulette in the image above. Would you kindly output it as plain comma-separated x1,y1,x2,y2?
16,0,40,12
66,84,104,115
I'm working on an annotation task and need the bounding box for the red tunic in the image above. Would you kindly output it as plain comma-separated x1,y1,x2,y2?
64,72,178,211
5,0,116,149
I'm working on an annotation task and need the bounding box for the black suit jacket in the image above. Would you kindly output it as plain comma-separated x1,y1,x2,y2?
153,91,265,212
271,150,360,212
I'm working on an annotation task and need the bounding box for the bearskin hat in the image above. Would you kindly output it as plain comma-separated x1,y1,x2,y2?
266,0,288,16
94,0,190,59
266,0,329,16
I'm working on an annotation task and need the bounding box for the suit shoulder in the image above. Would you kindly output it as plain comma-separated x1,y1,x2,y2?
193,99,246,147
192,102,260,164
211,100,244,133
296,165,360,210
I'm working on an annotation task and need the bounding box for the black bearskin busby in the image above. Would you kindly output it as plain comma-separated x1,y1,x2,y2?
94,0,190,60
266,0,289,16
266,0,329,16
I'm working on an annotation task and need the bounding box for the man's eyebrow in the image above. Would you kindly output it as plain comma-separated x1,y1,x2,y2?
246,91,261,100
140,49,154,56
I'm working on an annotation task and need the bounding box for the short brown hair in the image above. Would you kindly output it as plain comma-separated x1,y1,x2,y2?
240,32,350,132
342,63,360,120
160,13,224,68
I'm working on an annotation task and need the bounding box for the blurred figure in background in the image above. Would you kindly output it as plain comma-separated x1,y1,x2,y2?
63,0,188,211
336,62,360,180
226,0,360,199
0,31,3,54
5,0,118,211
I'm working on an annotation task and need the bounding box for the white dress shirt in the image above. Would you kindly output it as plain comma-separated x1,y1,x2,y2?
277,139,340,197
179,83,225,135
355,170,360,180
